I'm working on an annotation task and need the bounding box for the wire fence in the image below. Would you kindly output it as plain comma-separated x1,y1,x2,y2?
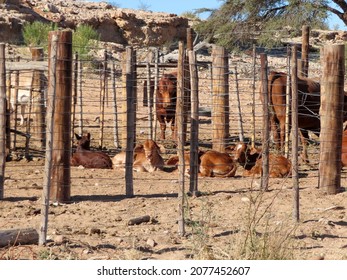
0,30,346,258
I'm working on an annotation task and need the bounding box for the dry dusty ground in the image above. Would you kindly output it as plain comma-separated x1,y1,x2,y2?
0,49,346,260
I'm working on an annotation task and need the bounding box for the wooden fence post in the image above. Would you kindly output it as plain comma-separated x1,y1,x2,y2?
212,46,229,152
301,25,310,77
49,30,72,202
234,66,244,142
0,43,6,200
30,47,46,149
177,41,186,236
291,45,300,222
251,44,256,148
260,53,269,190
319,44,345,195
124,47,136,197
188,49,199,196
111,60,120,148
40,34,58,245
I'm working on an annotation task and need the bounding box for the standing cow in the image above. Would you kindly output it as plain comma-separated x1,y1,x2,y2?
262,71,321,162
156,72,177,140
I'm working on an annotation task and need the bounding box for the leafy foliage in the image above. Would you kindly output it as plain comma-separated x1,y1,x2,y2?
195,0,329,51
22,21,57,49
72,24,100,58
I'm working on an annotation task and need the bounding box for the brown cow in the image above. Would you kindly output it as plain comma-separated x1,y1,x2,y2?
166,150,205,176
341,129,347,167
71,133,113,169
112,145,144,170
156,72,177,140
133,139,165,172
199,150,237,177
233,142,291,178
262,71,323,162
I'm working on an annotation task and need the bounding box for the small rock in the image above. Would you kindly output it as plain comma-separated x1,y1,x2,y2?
89,227,101,235
146,238,157,247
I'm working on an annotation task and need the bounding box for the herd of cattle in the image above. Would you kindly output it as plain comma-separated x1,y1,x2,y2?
8,67,347,172
70,132,292,178
70,68,347,176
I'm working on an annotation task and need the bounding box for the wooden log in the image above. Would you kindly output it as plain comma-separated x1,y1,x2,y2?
0,228,39,247
319,44,345,195
127,215,151,226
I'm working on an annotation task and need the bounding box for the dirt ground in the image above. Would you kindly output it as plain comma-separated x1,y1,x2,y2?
0,49,346,260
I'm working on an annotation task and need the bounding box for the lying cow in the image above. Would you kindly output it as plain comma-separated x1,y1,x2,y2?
232,142,291,178
112,145,146,170
199,150,237,177
71,133,113,169
166,150,205,176
133,139,165,172
113,139,164,172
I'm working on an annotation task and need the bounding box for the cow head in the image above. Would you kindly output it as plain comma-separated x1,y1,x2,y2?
75,133,91,150
158,73,177,109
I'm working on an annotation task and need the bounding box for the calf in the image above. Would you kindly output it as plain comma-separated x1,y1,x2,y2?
112,145,145,170
199,150,237,177
166,150,205,176
71,133,112,169
233,142,291,178
133,139,165,172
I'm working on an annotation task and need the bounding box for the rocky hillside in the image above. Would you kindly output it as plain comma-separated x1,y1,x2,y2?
0,0,189,46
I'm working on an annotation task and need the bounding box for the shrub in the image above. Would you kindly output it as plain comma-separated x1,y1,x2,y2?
72,24,100,58
22,21,57,49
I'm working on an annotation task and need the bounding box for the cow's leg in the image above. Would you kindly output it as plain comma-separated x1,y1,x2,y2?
299,130,310,163
270,117,280,150
157,115,166,140
170,118,177,140
279,120,286,154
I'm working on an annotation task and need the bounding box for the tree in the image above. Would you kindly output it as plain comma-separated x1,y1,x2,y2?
194,0,345,50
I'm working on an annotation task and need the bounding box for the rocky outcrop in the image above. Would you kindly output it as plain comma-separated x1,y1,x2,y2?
0,0,189,46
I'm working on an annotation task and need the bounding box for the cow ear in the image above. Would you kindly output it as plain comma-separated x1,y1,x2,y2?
75,133,81,140
87,133,91,140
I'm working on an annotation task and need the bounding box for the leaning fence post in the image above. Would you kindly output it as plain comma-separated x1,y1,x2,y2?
0,43,6,200
40,34,58,245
